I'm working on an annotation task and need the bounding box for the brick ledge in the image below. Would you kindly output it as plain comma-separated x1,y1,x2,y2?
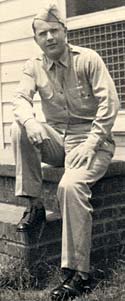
0,159,125,183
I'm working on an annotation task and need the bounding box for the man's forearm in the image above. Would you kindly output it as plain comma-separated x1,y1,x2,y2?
13,95,35,125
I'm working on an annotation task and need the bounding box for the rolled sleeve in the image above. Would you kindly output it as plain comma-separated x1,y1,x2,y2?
13,60,37,125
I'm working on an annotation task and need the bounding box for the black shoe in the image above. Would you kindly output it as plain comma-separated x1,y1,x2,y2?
50,272,91,300
16,206,46,232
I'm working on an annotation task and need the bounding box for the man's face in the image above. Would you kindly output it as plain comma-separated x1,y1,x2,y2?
34,20,67,60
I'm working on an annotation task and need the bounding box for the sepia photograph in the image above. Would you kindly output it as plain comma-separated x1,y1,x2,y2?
0,0,125,300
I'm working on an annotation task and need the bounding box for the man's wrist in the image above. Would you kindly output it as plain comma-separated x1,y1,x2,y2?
23,118,36,127
84,134,102,151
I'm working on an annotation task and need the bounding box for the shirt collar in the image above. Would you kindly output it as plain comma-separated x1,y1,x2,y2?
44,44,69,70
37,43,81,70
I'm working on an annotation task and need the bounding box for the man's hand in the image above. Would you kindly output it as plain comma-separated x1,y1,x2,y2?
24,119,43,145
66,143,96,169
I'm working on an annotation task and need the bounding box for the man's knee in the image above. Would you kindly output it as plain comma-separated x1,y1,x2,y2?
58,172,93,215
11,121,26,143
11,121,21,137
58,169,89,191
58,173,78,194
58,170,92,202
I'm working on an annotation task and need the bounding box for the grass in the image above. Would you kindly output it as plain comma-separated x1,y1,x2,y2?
0,256,125,301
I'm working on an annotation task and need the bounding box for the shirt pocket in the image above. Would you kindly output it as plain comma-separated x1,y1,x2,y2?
67,85,98,115
68,85,90,105
38,82,65,108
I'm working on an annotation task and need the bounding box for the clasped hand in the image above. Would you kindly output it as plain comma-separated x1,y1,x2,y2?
25,119,43,145
66,143,96,169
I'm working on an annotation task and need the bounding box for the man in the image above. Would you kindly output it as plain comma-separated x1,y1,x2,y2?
11,3,119,300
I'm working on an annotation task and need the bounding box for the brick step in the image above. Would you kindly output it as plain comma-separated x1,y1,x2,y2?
0,203,62,265
0,160,125,211
0,196,125,268
0,160,125,268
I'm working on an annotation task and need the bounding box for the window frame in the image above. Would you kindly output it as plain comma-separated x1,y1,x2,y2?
66,6,125,133
66,6,125,30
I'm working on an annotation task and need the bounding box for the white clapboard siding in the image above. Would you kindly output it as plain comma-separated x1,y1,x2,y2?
1,38,41,63
2,102,14,123
3,123,12,144
1,82,20,102
0,144,14,164
0,77,4,148
0,0,56,23
1,61,26,83
0,17,33,43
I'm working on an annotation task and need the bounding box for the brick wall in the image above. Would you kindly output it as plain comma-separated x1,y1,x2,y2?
0,161,125,263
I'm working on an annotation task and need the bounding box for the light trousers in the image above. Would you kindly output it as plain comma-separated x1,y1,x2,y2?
11,121,114,273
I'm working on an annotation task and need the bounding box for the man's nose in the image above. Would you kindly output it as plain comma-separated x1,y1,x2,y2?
46,31,53,40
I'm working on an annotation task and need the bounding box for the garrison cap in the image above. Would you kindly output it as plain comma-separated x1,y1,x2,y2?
33,3,65,26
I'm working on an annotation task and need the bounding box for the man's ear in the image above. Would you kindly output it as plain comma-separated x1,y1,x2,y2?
64,26,67,34
64,26,67,41
64,26,67,37
34,35,37,44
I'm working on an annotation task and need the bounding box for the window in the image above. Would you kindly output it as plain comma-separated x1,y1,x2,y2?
68,20,125,109
66,0,125,17
66,2,125,110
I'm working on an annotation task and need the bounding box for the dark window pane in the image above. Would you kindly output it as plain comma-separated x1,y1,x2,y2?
66,0,125,18
67,21,125,109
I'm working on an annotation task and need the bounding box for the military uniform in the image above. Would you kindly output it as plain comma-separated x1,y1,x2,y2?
12,42,119,273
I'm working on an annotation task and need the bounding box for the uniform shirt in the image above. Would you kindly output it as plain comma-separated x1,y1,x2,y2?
13,44,119,152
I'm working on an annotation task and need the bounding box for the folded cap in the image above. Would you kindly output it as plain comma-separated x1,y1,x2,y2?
33,3,65,26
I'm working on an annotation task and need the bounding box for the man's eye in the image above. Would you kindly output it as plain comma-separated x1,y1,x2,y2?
51,29,58,34
39,32,46,37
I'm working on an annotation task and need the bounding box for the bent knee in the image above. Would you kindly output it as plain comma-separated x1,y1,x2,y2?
58,170,91,198
11,121,24,142
58,173,79,193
